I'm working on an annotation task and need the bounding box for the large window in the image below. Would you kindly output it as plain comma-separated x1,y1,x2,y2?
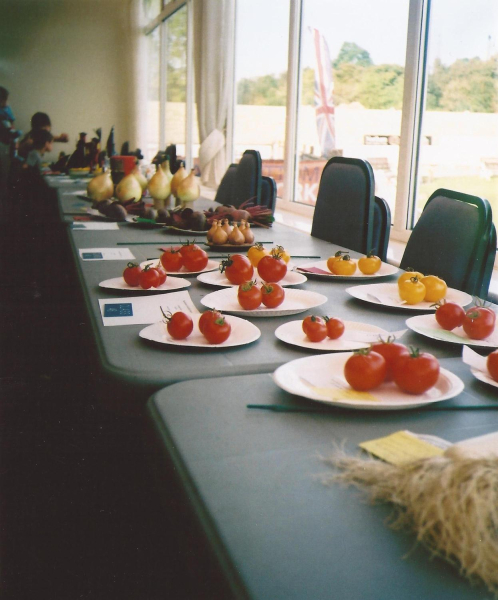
145,26,160,162
415,0,498,227
297,0,409,219
234,0,290,196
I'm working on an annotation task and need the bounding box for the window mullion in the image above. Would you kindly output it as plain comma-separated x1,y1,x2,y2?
159,19,167,150
393,0,430,238
185,0,194,169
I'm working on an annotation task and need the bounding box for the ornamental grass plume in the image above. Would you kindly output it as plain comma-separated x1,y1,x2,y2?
321,450,498,596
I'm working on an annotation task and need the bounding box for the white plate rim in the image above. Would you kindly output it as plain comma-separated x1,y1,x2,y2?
274,320,390,352
273,352,464,410
99,276,191,292
139,258,219,276
196,269,307,288
346,282,472,311
295,259,398,280
470,367,498,389
406,314,498,347
200,287,328,317
139,314,261,348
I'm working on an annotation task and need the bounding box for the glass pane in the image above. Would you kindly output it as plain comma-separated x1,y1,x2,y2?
143,0,162,21
234,0,290,199
145,26,160,163
297,0,410,220
164,6,187,162
415,0,498,228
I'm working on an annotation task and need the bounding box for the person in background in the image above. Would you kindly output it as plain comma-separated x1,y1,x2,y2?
0,86,22,200
18,112,68,160
25,129,54,175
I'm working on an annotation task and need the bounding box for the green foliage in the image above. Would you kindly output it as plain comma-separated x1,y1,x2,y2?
333,42,373,68
237,72,287,105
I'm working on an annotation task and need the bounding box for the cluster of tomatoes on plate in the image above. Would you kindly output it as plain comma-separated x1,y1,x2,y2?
302,315,345,341
161,307,232,345
397,270,447,304
435,299,496,340
123,261,168,290
326,250,381,276
344,339,440,395
221,246,290,310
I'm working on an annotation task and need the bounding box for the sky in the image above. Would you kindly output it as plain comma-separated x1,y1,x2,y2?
235,0,498,80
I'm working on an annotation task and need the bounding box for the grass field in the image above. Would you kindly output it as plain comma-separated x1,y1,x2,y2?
418,177,498,225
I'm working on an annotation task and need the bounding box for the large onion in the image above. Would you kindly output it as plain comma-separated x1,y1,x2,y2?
115,174,142,204
87,171,114,202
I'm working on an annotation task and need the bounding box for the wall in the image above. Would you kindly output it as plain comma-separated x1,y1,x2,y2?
0,0,137,162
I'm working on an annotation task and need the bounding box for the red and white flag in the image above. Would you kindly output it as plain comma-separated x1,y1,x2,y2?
310,28,336,157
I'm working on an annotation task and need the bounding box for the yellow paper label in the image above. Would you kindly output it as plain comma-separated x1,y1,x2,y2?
360,431,444,465
300,377,379,402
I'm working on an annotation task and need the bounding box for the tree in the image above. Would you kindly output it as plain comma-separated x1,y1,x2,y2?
333,42,373,68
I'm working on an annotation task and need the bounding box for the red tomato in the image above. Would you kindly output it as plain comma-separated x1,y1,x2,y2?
257,255,287,283
182,247,209,272
371,338,409,382
221,254,254,285
198,309,223,334
179,242,201,257
162,310,193,340
302,315,327,342
237,281,262,310
123,262,142,287
344,349,386,391
154,262,167,286
203,316,232,344
462,307,495,340
434,301,465,331
139,265,161,289
487,350,498,382
393,349,440,394
324,317,345,340
261,282,285,308
161,248,183,271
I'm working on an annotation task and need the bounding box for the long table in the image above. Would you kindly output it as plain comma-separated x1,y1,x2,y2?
51,177,490,413
147,366,498,600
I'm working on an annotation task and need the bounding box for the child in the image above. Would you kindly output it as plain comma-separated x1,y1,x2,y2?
18,112,68,160
25,129,54,174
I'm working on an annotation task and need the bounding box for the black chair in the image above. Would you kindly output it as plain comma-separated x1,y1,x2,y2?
214,163,237,206
400,188,494,296
233,149,262,208
478,222,496,300
260,175,277,215
372,196,391,262
311,156,377,255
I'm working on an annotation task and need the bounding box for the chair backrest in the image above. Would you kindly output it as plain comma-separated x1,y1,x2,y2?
399,188,493,295
478,222,497,300
214,163,237,206
233,149,262,208
260,175,277,215
311,156,375,255
372,196,391,262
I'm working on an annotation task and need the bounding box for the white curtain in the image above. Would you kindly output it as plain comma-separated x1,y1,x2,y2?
193,0,235,188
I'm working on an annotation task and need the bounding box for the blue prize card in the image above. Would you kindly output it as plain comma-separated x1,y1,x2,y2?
81,252,103,259
72,223,85,229
104,303,133,318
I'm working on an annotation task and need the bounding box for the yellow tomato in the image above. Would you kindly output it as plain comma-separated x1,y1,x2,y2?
358,252,381,275
398,270,424,287
326,250,348,273
421,275,447,303
331,255,357,276
271,245,290,263
399,277,426,304
247,244,269,267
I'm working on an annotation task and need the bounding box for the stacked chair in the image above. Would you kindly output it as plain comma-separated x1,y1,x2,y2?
311,156,391,261
400,188,496,298
215,149,277,216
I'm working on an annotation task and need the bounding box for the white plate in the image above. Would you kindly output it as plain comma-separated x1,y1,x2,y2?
99,276,191,293
139,314,261,348
275,320,390,352
470,368,498,389
273,352,464,410
201,287,327,317
406,314,498,347
139,258,219,276
346,283,472,311
295,259,398,280
197,268,307,288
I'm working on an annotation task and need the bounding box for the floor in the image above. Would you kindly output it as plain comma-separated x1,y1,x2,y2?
0,185,232,600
